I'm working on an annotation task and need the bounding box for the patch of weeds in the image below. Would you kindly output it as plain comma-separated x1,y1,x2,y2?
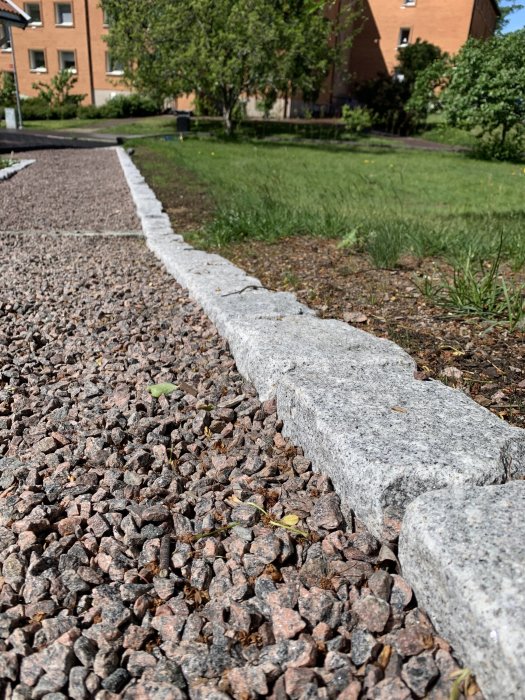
229,496,309,538
449,668,479,700
364,219,406,269
282,270,301,288
420,242,524,329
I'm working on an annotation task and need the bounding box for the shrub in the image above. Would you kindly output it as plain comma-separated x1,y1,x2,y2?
0,71,15,107
471,124,525,162
20,97,52,120
100,94,160,118
77,104,104,119
341,105,373,135
32,70,85,117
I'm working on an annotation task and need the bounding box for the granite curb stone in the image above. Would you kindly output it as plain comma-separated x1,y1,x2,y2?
116,145,525,540
116,145,525,697
399,483,525,700
0,158,35,181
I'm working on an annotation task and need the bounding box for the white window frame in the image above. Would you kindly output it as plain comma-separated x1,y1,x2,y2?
55,2,73,26
398,28,411,48
29,49,47,72
24,2,42,26
1,32,12,53
58,49,77,73
105,52,124,76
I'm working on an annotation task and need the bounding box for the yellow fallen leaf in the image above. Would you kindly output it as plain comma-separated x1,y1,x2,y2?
279,514,300,527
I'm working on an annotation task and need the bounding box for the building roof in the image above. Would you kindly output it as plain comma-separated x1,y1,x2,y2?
0,0,30,28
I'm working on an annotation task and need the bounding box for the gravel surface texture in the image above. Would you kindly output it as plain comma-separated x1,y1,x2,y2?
0,230,481,700
0,150,141,233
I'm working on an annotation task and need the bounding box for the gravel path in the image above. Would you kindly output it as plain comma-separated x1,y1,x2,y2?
0,150,140,233
0,229,479,700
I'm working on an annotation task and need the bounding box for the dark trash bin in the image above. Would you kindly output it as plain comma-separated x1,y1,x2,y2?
176,114,191,133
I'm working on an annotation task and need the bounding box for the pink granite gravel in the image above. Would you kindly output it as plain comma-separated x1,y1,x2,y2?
0,148,141,232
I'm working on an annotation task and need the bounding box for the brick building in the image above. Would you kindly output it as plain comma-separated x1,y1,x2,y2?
1,0,500,113
319,0,500,114
0,0,128,105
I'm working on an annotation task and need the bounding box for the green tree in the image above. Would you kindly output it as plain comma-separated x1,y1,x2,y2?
495,1,524,33
355,39,445,134
101,0,361,134
442,30,525,160
32,69,85,115
0,71,16,107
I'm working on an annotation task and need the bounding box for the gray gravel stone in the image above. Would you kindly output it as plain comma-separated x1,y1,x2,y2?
400,483,525,700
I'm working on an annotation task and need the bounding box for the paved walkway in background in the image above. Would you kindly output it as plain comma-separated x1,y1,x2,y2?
0,148,476,699
0,128,117,154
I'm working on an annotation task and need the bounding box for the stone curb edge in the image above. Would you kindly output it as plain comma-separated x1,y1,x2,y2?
115,145,525,699
0,158,35,181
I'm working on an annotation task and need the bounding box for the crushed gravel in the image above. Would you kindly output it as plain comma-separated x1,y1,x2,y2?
0,230,481,700
0,150,141,233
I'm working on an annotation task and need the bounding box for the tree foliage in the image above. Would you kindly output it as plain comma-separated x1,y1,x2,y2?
0,71,16,107
355,39,445,134
100,0,361,133
442,30,525,160
32,70,85,109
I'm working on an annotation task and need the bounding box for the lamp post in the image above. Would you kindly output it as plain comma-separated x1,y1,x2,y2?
8,24,23,128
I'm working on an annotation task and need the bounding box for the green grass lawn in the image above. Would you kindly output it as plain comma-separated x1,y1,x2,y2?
132,137,525,271
20,118,100,130
14,115,179,133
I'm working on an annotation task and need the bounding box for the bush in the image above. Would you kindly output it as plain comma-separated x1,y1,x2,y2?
20,97,81,120
20,97,52,120
77,104,104,119
0,72,15,107
100,94,160,118
341,105,373,135
471,124,525,162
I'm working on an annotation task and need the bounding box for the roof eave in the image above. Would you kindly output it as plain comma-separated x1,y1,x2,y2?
0,0,30,28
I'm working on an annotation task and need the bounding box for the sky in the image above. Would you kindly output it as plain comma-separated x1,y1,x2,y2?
500,1,525,32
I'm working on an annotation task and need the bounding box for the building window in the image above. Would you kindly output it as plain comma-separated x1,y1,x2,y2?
1,30,12,52
24,3,42,25
398,28,411,47
55,3,73,26
106,53,124,75
29,49,46,72
58,50,76,72
102,8,110,26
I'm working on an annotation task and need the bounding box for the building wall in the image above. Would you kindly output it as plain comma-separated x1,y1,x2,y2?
332,0,499,104
0,0,127,104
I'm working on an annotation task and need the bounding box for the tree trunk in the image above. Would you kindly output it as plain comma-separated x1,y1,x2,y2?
223,105,234,136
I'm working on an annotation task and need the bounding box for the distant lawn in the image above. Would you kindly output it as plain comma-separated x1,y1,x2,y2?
18,115,179,133
21,118,100,130
419,125,477,149
132,137,525,270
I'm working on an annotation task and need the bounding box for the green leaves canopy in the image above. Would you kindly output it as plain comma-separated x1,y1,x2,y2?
101,0,361,132
442,30,525,159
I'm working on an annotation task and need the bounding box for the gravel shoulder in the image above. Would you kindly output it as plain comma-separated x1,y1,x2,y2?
0,149,141,233
0,230,480,699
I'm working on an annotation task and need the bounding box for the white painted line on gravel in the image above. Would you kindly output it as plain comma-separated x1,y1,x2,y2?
0,158,35,181
117,142,525,696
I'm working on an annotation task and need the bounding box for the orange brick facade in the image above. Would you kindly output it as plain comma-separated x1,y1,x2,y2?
1,0,499,113
326,0,499,108
0,0,128,105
